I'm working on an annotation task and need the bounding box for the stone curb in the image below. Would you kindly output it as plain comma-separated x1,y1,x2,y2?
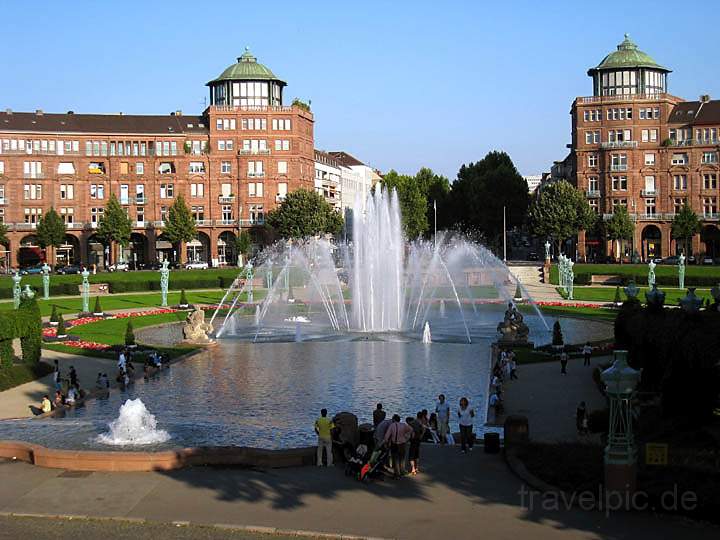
0,512,392,539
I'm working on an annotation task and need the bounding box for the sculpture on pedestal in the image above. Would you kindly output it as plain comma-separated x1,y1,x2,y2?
182,306,213,343
42,263,51,300
497,302,530,343
81,268,90,313
647,260,656,288
544,240,551,261
678,254,685,290
245,262,254,304
12,272,21,309
159,261,170,307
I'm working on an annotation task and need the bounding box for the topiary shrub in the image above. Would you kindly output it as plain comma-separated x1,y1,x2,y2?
513,283,523,301
613,286,622,306
50,305,59,325
56,313,67,338
125,320,136,347
179,289,189,308
93,296,103,315
552,320,564,347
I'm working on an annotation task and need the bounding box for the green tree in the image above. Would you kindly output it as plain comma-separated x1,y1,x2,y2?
56,313,67,338
671,203,701,256
236,230,252,265
552,320,563,346
414,167,451,236
528,180,596,253
0,222,8,246
605,206,635,261
266,189,343,238
163,194,197,248
36,207,67,264
447,151,529,246
380,171,429,239
96,194,132,264
93,297,103,315
125,320,135,346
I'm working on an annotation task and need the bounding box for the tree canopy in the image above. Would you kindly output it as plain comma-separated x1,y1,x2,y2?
604,205,634,260
446,151,529,245
380,171,429,240
96,194,132,260
163,194,197,245
528,180,596,251
36,207,66,250
671,204,701,255
236,230,252,256
266,189,343,238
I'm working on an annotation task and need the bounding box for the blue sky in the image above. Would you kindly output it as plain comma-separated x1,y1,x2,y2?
1,0,718,179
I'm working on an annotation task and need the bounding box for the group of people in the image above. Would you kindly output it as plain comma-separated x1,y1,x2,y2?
31,360,85,415
489,349,519,421
558,342,594,375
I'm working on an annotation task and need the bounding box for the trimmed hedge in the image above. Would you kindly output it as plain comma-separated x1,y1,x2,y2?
108,276,233,293
0,295,41,369
551,264,720,287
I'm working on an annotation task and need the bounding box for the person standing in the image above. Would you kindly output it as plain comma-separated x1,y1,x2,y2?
384,414,413,478
509,355,518,380
52,360,61,391
373,403,386,427
457,397,475,453
407,413,425,475
435,394,450,444
314,408,335,467
560,349,569,374
582,342,592,366
576,401,587,435
69,366,78,388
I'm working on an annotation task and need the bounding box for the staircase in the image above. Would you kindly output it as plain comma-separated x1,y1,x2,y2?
507,264,563,302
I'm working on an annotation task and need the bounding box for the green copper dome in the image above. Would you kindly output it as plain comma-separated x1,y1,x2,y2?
589,34,670,73
207,48,285,85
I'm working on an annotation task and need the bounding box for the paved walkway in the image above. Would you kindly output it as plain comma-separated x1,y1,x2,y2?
0,350,117,419
0,446,714,540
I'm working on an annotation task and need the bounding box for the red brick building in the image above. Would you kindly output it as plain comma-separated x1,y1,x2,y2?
0,48,314,269
572,35,720,261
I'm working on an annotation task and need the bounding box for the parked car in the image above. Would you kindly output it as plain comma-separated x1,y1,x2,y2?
56,264,82,275
660,256,679,265
108,262,129,272
20,263,45,275
702,256,714,265
184,261,209,270
528,251,539,261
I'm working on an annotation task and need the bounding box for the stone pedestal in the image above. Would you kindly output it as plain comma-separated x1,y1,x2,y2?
542,261,551,283
604,461,637,496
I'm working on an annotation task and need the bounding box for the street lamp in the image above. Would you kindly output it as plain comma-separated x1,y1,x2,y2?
600,350,641,495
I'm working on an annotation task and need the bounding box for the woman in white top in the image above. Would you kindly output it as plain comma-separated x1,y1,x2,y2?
457,397,475,453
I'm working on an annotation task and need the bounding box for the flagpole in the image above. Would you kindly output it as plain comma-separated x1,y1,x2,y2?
433,200,437,247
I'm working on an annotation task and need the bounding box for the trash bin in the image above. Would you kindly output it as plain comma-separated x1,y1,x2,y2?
358,423,375,453
484,432,501,454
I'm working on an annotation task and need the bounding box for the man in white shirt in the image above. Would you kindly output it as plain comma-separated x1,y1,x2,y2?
117,351,126,371
582,342,592,366
435,394,451,444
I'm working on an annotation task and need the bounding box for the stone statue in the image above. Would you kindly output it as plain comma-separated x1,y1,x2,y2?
12,272,21,309
567,259,575,300
497,302,530,343
160,260,170,307
81,268,90,313
647,260,656,288
544,240,551,261
245,262,254,304
21,284,35,300
182,307,213,343
41,263,51,300
678,254,685,290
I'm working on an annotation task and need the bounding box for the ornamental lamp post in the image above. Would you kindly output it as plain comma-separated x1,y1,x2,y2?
600,350,641,495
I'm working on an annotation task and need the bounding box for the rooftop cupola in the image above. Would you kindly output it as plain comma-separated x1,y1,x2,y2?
587,35,671,97
207,47,286,107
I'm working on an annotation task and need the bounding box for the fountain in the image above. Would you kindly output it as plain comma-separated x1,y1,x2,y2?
210,187,548,343
97,399,170,446
422,321,432,344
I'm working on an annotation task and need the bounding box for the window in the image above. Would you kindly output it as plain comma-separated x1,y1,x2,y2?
0,185,5,204
120,184,129,205
249,204,264,223
24,208,42,224
611,176,627,191
274,139,290,151
696,128,718,144
189,162,205,174
136,162,144,175
271,119,291,130
221,183,232,197
606,107,633,120
0,162,4,175
221,161,232,174
588,199,599,214
159,206,168,222
60,184,74,200
242,139,268,153
216,118,236,131
641,129,657,142
277,161,288,175
703,152,718,164
583,109,600,122
248,161,264,176
703,197,717,217
218,140,234,151
23,161,43,178
90,184,105,200
644,176,656,194
119,162,129,175
608,129,632,143
644,153,655,166
160,183,174,199
91,207,104,226
611,199,627,212
23,184,42,200
88,162,106,174
57,162,75,175
673,198,686,214
170,142,177,156
190,183,204,197
136,207,144,225
60,207,74,225
248,182,263,197
644,198,656,216
277,182,288,201
703,173,718,190
671,153,688,166
221,205,233,222
587,154,598,168
669,129,691,144
610,154,627,171
158,162,175,174
241,118,267,130
136,184,145,203
192,206,205,222
673,174,687,190
588,176,599,192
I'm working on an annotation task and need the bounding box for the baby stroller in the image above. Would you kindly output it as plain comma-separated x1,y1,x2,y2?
344,443,368,477
359,444,391,482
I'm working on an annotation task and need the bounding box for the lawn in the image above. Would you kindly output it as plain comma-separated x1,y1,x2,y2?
537,304,618,322
561,286,713,305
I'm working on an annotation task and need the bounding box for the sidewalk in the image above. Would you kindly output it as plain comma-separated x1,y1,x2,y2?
0,445,714,540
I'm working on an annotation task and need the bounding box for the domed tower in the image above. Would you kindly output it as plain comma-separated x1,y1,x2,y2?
207,48,286,107
587,35,670,97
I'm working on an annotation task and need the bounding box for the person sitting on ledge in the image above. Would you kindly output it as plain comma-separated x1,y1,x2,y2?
65,385,78,406
29,395,53,416
53,390,64,408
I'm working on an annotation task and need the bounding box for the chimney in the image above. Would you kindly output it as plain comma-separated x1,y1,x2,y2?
35,109,43,115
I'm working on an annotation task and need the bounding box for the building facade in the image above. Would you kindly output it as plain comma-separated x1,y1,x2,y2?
313,150,342,211
572,35,720,261
0,48,314,269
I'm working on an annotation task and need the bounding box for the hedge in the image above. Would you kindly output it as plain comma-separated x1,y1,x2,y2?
0,295,41,369
551,264,720,287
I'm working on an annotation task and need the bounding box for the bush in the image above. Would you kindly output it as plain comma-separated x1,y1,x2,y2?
614,286,622,305
125,320,135,346
93,296,103,314
552,320,563,346
56,313,67,338
513,283,522,300
587,408,609,434
50,305,59,323
179,289,189,306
